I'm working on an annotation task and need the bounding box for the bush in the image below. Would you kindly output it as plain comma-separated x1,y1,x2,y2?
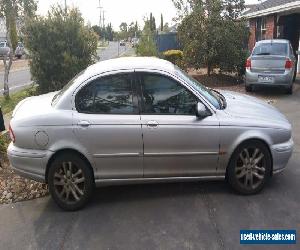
24,7,98,94
163,50,183,63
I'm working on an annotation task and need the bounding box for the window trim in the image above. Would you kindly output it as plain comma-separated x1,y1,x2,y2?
74,72,139,115
136,71,201,116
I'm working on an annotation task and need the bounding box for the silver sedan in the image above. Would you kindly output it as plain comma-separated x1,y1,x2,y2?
245,39,297,94
7,57,293,210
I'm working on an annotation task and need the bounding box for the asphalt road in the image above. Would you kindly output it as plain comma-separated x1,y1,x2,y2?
0,84,299,249
0,68,32,94
98,41,131,61
0,41,132,94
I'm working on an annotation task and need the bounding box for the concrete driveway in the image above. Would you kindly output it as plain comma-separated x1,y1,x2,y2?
0,84,299,250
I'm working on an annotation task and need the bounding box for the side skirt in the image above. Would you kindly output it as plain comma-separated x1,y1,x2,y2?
95,175,225,187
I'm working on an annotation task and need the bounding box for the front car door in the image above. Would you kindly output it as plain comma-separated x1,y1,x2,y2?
137,71,220,178
73,72,143,180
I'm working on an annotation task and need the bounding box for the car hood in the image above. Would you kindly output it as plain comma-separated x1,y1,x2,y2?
219,90,290,128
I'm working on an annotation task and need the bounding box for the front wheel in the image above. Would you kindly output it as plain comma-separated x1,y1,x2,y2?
227,141,272,195
48,152,94,211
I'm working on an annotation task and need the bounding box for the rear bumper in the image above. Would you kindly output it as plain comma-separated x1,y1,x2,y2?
245,70,293,87
271,138,294,175
7,142,51,183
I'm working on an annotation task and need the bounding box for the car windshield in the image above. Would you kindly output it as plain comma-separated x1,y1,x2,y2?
252,43,287,56
51,70,86,106
175,66,222,109
0,43,4,48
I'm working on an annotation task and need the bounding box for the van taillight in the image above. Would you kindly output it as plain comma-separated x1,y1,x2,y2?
246,58,251,69
285,59,293,69
9,125,15,143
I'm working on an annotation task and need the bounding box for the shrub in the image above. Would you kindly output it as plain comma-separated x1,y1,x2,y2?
163,50,183,63
163,50,186,70
24,7,98,94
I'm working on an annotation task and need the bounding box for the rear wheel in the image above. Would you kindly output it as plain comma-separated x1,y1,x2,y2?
227,141,272,195
245,85,252,92
48,152,94,211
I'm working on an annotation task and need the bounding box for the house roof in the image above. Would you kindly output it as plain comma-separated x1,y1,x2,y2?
242,0,300,18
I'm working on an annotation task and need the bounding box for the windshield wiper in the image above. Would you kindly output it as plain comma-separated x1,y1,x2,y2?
210,89,227,109
255,52,271,55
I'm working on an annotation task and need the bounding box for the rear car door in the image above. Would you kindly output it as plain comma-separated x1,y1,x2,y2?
73,72,143,179
137,71,220,178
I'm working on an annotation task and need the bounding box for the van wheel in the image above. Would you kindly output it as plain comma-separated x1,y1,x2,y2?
227,141,272,195
48,152,94,211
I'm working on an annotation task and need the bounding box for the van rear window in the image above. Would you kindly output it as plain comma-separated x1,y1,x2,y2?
253,43,287,56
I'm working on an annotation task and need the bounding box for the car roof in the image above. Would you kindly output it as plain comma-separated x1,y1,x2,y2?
256,39,289,44
84,57,176,75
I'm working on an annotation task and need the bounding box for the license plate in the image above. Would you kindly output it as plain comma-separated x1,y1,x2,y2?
258,75,274,83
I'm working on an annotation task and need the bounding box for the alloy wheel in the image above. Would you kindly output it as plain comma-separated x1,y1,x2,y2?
235,148,266,190
53,161,85,204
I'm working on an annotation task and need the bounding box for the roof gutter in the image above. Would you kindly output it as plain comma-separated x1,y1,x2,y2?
242,1,300,19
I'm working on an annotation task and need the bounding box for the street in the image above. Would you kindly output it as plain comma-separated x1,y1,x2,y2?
0,85,299,249
0,41,133,94
0,68,32,94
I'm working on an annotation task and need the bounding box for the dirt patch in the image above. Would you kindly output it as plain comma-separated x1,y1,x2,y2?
0,59,29,72
0,136,48,205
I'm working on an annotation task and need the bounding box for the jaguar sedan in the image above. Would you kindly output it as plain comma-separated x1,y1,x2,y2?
7,57,293,210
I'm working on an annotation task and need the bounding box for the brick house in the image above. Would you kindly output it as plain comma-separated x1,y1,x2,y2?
242,0,300,72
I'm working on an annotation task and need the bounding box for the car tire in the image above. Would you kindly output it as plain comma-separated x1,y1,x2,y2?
245,85,252,92
227,140,272,195
48,152,94,211
286,85,293,95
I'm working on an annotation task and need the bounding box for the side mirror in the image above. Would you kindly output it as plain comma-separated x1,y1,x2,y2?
196,102,211,118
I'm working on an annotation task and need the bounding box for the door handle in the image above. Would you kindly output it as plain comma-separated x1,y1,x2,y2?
78,121,90,127
147,120,159,128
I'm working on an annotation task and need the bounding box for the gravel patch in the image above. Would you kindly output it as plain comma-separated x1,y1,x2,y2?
0,148,48,205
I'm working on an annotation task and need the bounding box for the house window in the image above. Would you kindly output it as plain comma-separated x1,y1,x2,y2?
256,17,267,41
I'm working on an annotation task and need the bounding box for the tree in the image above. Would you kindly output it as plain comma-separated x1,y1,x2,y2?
136,18,158,56
160,14,163,32
0,0,37,98
24,6,97,94
174,0,248,76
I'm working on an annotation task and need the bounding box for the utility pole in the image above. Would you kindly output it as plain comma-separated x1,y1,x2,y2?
64,0,67,13
102,10,105,28
97,0,103,27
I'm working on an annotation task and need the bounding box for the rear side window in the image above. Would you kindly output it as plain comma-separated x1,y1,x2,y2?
252,43,287,56
76,74,135,114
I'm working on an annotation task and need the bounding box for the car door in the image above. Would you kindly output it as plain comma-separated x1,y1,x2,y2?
137,71,220,178
73,72,143,179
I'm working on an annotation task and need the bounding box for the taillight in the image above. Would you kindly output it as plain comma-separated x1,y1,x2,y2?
9,124,15,143
246,58,251,70
285,59,293,69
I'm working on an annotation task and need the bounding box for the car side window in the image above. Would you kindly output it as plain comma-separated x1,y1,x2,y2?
76,74,135,114
141,74,198,115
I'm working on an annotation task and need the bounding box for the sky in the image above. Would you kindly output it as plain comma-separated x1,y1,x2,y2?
37,0,260,31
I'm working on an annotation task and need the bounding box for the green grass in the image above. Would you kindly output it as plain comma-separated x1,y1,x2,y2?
0,85,37,115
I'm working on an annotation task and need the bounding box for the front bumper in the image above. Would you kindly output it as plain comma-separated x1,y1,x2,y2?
271,138,294,174
7,142,52,183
